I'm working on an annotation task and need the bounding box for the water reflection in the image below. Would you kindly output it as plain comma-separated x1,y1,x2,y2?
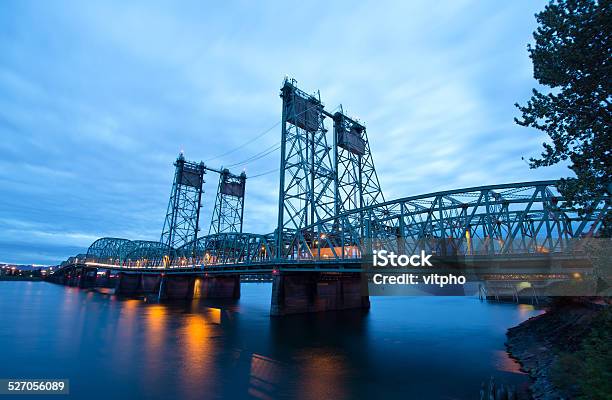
143,304,167,389
0,282,542,400
518,303,536,317
493,350,525,374
294,349,347,400
113,299,140,371
207,307,222,324
249,354,283,400
177,313,218,398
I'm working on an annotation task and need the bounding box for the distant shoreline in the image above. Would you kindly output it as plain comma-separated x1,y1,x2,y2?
0,276,43,282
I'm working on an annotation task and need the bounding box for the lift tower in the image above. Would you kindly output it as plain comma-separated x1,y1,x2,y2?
276,78,335,257
160,154,206,258
209,169,247,234
333,111,385,232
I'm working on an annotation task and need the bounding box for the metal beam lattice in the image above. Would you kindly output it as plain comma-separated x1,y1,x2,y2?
209,169,246,235
276,78,335,257
333,111,386,236
160,154,206,257
288,181,608,262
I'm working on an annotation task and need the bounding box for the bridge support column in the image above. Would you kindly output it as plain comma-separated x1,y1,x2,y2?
63,270,73,286
95,270,115,288
192,275,241,299
115,273,163,297
114,273,142,296
114,273,241,300
68,269,76,285
270,272,370,316
78,267,97,289
67,266,81,287
158,275,196,300
139,274,162,294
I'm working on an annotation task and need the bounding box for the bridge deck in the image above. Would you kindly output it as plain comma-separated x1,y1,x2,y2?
52,251,594,276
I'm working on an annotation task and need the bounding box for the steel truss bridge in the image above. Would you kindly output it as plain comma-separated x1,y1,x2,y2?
55,79,609,277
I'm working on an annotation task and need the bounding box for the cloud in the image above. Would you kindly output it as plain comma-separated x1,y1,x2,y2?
0,0,567,264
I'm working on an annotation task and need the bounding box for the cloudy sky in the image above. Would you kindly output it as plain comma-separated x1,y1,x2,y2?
0,0,569,264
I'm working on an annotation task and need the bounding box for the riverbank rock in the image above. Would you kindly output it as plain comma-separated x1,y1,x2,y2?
506,299,609,399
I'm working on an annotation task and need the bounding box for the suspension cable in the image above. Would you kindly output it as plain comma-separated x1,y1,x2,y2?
225,143,281,168
248,168,280,179
204,122,281,163
206,101,338,165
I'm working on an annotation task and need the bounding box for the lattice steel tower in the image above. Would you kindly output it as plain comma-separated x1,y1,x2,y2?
209,169,246,234
160,154,206,256
333,110,385,227
276,78,336,255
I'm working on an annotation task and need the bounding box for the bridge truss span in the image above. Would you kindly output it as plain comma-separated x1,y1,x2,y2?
84,233,276,271
283,180,609,262
77,180,609,271
86,237,174,268
175,232,274,267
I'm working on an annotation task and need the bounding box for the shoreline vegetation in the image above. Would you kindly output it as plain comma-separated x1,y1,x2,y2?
506,298,611,400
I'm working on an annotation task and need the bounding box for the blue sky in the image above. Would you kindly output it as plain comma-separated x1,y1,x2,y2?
0,0,569,265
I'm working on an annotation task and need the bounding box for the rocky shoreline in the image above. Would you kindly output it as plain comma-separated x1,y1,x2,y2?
506,299,610,399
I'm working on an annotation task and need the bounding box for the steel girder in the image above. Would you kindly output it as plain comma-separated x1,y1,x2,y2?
122,241,170,268
333,111,386,237
160,154,206,256
333,112,385,213
78,181,608,269
84,232,273,269
175,232,274,266
60,254,88,268
208,169,246,235
86,238,174,268
86,237,132,263
276,79,390,258
276,78,336,257
280,180,609,261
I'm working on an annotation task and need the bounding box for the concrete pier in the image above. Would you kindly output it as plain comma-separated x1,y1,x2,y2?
114,272,142,296
193,275,241,299
113,273,241,300
159,275,194,300
140,274,162,294
270,272,370,316
94,270,115,288
78,267,98,289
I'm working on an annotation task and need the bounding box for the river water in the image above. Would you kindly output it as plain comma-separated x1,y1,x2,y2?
0,281,542,399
